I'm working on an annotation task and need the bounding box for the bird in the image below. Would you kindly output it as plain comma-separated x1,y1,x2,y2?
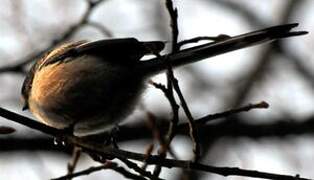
21,23,307,136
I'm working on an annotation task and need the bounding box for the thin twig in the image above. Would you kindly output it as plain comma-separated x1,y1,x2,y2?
164,0,180,149
149,42,180,176
165,0,201,162
118,157,164,180
177,35,231,49
52,161,148,180
172,78,201,161
149,81,179,142
66,147,82,180
196,101,269,125
150,79,179,176
165,0,179,52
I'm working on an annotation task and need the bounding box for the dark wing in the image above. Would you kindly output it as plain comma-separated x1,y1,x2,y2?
38,38,165,67
75,38,165,64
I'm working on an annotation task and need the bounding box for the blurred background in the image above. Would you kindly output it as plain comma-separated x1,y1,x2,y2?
0,0,313,179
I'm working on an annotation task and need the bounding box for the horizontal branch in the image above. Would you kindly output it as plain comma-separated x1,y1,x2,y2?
70,138,311,180
1,105,314,152
0,106,312,180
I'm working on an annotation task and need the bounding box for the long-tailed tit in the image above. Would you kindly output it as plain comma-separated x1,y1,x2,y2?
21,23,307,136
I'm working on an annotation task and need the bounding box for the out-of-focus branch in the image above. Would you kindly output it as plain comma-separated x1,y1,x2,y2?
0,0,111,74
209,1,313,90
0,126,15,134
212,0,305,107
275,43,314,89
189,2,307,179
210,0,266,27
86,21,113,37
